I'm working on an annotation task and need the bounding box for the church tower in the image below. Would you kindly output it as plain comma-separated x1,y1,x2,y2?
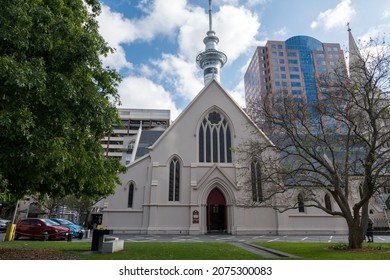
196,0,227,85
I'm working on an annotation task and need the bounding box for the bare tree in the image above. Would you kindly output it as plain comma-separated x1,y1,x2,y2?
239,38,390,249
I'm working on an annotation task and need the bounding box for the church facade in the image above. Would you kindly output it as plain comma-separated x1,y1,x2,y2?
102,80,348,235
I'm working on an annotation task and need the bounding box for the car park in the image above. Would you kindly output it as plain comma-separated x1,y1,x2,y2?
15,218,70,240
0,219,11,232
50,218,85,239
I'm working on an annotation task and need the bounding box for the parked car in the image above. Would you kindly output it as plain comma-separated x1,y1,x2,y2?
15,218,70,240
50,218,84,239
0,219,11,232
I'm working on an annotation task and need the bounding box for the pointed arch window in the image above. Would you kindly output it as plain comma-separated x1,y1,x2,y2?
169,157,180,201
128,183,135,208
251,159,263,202
199,110,232,163
324,194,332,211
298,193,305,213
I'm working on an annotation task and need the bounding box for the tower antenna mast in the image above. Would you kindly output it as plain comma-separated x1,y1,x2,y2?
208,0,212,31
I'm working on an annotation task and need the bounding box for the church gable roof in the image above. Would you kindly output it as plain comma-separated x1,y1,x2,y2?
149,79,273,151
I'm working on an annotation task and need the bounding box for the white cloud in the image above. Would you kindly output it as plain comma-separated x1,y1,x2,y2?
219,0,269,5
177,4,260,62
310,0,356,30
98,1,189,55
99,5,137,46
219,0,239,5
118,76,182,120
381,10,390,19
229,79,246,108
100,46,133,71
274,27,287,38
176,6,207,61
98,5,135,71
135,0,189,40
98,1,261,67
217,6,260,61
246,0,270,6
152,54,204,101
356,23,390,45
139,64,155,78
97,1,261,118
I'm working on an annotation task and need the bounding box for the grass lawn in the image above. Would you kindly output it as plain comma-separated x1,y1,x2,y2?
255,242,390,260
0,241,265,260
1,241,390,260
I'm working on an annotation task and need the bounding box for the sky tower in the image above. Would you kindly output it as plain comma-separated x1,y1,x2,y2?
196,0,227,85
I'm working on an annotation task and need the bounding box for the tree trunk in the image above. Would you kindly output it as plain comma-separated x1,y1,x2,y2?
348,224,365,249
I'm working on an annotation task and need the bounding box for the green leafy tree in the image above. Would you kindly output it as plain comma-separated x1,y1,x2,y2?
0,0,125,199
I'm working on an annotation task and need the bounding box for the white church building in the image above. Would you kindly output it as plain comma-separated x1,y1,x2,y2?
101,3,388,235
102,78,350,235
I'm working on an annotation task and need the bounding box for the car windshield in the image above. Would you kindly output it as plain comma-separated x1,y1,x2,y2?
44,219,60,226
56,219,73,225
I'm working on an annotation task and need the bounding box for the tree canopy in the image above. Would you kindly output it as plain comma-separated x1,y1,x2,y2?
0,0,125,200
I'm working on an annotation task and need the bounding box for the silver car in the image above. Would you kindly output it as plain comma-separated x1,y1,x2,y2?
0,219,11,232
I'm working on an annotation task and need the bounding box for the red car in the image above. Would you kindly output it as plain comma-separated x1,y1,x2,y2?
15,218,70,241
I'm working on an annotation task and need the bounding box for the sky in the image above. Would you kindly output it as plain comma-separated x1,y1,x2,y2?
97,0,390,120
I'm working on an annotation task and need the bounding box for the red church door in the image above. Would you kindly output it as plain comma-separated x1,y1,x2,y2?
206,188,227,233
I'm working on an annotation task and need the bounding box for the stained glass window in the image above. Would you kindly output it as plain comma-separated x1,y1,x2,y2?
169,158,180,201
325,194,332,211
199,111,232,163
298,193,305,212
251,160,263,202
128,183,134,208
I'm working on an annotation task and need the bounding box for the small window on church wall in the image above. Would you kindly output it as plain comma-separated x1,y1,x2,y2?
324,194,332,211
198,111,232,163
251,160,263,202
169,158,180,201
298,193,305,213
128,183,134,208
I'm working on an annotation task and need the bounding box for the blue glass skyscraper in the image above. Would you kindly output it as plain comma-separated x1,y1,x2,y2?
244,35,346,133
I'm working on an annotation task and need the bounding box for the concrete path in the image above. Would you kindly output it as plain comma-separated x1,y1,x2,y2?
230,241,300,258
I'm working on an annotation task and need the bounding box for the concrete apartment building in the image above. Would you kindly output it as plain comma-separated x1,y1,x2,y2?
101,108,170,165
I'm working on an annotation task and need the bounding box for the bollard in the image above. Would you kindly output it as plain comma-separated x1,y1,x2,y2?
5,224,16,241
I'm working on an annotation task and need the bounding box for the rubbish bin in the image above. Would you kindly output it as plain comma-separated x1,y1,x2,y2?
91,229,113,251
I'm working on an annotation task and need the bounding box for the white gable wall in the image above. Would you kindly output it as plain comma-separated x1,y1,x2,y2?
101,81,277,234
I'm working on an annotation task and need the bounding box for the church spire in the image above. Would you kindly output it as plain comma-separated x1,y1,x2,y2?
196,0,227,85
347,24,363,80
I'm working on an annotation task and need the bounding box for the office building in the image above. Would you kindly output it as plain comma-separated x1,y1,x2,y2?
244,35,346,133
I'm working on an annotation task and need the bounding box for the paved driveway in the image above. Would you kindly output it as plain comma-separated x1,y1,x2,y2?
106,233,390,243
2,232,390,243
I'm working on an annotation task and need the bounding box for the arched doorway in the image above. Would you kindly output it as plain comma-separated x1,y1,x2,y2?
207,188,227,233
